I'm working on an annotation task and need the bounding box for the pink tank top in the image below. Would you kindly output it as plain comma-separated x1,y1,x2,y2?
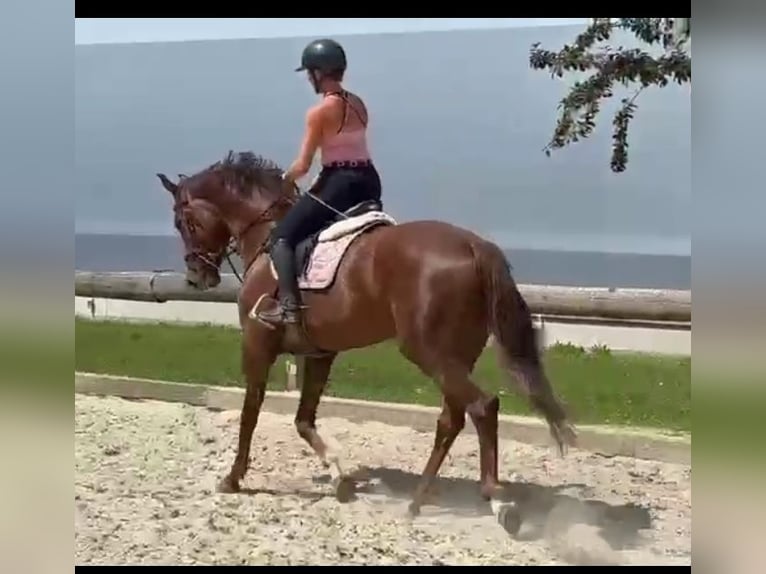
320,91,371,165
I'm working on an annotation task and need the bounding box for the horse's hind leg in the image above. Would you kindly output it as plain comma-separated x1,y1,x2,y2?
467,392,501,499
405,357,501,515
292,353,353,500
218,332,278,493
439,368,501,500
408,392,466,517
457,376,525,536
445,372,522,535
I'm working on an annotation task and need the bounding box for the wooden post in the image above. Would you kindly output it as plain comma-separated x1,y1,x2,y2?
284,356,306,392
532,313,546,352
285,359,297,391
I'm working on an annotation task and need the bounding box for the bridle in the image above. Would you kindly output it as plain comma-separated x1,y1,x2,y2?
183,237,244,283
177,180,298,284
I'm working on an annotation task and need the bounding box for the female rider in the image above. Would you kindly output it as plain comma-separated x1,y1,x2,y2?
257,38,382,326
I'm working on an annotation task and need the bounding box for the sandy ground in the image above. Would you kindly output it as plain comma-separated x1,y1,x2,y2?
75,394,691,566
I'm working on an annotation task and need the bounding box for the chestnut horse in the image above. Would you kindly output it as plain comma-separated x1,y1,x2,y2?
157,151,576,518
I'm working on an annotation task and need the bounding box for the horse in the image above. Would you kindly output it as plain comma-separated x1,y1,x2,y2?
157,150,576,521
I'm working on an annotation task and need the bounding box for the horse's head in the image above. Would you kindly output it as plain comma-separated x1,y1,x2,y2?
158,151,298,289
157,172,231,289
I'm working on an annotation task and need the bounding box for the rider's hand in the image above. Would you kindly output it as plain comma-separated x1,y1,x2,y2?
281,171,298,194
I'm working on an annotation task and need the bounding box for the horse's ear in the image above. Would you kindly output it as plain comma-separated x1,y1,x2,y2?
156,173,178,195
178,173,188,180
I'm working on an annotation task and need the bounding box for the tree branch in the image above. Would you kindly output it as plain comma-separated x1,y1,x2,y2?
530,18,691,173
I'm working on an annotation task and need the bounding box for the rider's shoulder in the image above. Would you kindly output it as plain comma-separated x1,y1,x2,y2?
316,96,345,118
345,90,365,104
355,92,369,111
305,102,326,124
342,91,368,116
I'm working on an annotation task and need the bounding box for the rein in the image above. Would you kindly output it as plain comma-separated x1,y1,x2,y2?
224,182,350,282
227,193,295,283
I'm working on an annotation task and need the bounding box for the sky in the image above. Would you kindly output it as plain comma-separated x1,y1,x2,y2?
74,18,589,45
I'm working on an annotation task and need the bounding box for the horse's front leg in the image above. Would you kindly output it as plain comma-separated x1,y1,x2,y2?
218,332,278,493
292,354,354,501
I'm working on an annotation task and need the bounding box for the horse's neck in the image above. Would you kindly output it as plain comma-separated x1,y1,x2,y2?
232,205,273,272
239,222,270,254
217,196,258,239
215,192,277,270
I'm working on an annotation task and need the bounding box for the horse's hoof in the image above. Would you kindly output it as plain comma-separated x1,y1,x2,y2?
217,476,240,494
406,502,420,520
480,482,502,501
497,503,522,537
334,476,356,503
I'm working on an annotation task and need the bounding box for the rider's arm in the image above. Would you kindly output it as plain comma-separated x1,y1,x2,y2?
283,104,324,183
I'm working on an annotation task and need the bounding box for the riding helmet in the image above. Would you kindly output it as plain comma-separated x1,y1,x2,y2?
295,39,347,73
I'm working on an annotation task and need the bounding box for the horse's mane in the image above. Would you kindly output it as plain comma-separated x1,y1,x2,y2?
205,150,286,201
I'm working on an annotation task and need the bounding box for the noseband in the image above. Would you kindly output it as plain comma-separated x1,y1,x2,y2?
178,181,297,284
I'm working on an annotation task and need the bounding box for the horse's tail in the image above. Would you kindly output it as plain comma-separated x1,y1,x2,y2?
472,239,577,454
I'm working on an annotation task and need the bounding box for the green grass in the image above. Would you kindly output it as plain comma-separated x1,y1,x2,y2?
75,318,691,432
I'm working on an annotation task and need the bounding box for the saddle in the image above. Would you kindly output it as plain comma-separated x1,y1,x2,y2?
268,199,396,291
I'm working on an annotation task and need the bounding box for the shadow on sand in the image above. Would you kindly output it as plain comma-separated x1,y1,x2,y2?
308,466,653,550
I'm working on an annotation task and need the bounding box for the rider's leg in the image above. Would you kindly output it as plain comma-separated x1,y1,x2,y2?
258,178,336,325
265,237,303,324
258,167,381,325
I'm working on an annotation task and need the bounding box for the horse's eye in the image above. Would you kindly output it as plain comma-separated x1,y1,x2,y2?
184,216,198,236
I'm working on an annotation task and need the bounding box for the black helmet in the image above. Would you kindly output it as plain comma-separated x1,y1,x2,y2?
295,39,347,74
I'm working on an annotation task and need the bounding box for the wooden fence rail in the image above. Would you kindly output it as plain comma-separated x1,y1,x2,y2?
74,271,691,324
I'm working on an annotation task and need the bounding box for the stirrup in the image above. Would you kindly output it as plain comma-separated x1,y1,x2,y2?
282,308,301,325
257,299,305,325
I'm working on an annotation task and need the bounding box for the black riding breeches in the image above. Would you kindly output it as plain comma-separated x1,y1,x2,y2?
271,163,382,249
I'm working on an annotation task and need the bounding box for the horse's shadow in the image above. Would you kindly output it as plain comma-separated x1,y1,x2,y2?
311,466,652,550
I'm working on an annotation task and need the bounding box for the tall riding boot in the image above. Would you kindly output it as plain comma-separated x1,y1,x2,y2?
258,238,304,325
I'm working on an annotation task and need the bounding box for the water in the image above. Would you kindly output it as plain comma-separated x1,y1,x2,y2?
75,233,690,290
